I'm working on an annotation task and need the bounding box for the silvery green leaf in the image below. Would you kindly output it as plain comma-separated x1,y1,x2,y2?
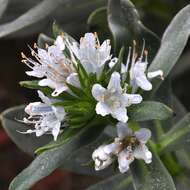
0,0,61,38
0,105,51,156
159,113,190,153
61,132,115,177
9,118,106,190
0,0,9,18
87,6,111,40
86,173,133,190
148,5,190,94
128,101,173,122
107,0,160,59
130,151,176,190
0,0,107,38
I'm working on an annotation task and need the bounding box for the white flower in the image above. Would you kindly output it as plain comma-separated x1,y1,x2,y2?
22,35,79,96
92,72,142,123
68,33,112,76
20,91,66,140
129,43,163,92
92,122,152,173
116,122,152,173
92,143,118,171
108,43,163,92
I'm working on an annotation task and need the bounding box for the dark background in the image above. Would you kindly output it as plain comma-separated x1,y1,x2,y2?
0,0,190,189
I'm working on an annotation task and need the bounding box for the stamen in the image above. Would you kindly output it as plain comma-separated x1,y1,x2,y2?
140,39,145,60
21,52,27,59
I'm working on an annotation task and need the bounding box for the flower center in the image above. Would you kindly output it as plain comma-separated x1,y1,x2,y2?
104,92,121,109
120,136,140,151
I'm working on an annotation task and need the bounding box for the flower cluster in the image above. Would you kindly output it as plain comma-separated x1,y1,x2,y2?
20,32,163,173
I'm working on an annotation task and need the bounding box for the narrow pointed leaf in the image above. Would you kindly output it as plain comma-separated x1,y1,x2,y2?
87,173,133,190
9,118,106,190
107,0,160,59
0,0,9,18
20,80,77,101
148,5,190,94
0,105,51,156
0,0,61,38
87,7,111,40
159,113,190,153
130,151,176,190
128,101,173,121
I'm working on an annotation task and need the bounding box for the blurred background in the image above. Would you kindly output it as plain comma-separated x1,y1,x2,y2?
0,0,190,189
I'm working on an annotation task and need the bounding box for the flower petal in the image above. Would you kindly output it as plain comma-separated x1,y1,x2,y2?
107,72,122,93
116,122,132,139
38,78,56,89
135,128,151,143
66,73,80,88
122,93,142,107
54,35,65,51
37,90,51,105
103,142,120,155
147,70,163,79
133,145,152,164
136,75,152,91
109,57,118,68
92,84,106,101
96,102,111,116
112,107,128,123
118,150,134,173
52,106,66,121
51,85,68,97
52,121,61,141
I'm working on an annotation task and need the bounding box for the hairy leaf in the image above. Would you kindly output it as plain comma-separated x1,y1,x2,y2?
0,105,51,156
87,173,133,190
9,117,106,190
107,0,160,59
128,101,173,122
159,113,190,153
148,5,190,94
130,151,176,190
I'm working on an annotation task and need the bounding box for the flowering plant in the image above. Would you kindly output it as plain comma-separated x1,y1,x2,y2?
1,0,190,190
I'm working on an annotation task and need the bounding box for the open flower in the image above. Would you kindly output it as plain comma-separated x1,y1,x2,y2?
128,42,163,92
68,32,112,76
92,72,142,123
22,35,79,96
92,122,152,173
20,91,66,141
108,42,163,92
116,122,152,173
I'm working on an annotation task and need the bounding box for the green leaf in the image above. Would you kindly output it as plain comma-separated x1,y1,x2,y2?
107,0,160,59
159,113,190,153
0,0,61,38
0,105,51,156
0,0,9,19
87,7,111,41
130,151,176,190
20,80,77,101
9,117,106,190
148,5,190,94
52,22,77,43
86,173,133,190
66,83,86,98
37,33,54,49
35,127,79,154
128,101,173,122
60,132,115,177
